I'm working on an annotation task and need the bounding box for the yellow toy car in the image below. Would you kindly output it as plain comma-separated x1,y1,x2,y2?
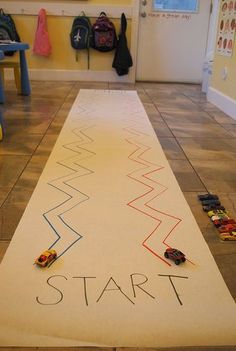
207,209,228,218
35,249,57,267
219,231,236,241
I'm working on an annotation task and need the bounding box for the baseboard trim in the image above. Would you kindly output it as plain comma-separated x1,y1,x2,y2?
207,87,236,120
4,68,134,83
31,69,134,83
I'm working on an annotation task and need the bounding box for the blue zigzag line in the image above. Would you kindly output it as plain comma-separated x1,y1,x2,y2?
43,127,95,266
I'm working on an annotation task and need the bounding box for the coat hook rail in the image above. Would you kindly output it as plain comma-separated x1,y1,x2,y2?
0,1,133,18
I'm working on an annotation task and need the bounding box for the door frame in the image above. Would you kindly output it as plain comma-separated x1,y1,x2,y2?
134,0,219,83
205,0,220,61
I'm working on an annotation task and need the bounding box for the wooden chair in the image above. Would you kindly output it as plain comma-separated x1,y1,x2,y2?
0,61,21,94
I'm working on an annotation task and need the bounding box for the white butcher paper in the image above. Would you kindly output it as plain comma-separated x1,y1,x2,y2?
0,90,235,347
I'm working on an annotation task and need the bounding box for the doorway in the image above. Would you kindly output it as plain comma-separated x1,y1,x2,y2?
136,0,212,82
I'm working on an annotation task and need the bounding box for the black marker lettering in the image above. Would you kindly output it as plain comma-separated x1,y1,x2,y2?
130,273,155,299
73,276,96,306
158,274,188,306
36,275,67,305
96,277,134,305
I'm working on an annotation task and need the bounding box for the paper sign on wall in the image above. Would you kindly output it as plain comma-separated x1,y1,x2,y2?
217,0,236,56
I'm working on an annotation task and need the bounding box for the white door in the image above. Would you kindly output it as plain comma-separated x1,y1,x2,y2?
136,0,212,82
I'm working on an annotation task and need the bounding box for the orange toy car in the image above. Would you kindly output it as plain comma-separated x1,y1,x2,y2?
35,249,57,267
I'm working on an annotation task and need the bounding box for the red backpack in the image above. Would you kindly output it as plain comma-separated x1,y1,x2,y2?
90,12,117,52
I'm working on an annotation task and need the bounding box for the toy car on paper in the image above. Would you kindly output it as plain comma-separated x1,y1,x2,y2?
164,248,186,265
35,249,57,267
219,231,236,241
218,223,236,233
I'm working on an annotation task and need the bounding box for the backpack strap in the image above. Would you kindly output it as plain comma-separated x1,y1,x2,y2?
75,46,90,70
87,47,90,70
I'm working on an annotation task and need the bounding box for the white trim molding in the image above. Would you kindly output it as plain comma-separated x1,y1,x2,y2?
29,69,133,82
2,68,132,83
207,87,236,120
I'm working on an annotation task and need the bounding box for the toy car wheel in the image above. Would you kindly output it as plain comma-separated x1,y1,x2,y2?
164,252,169,258
175,259,181,265
182,257,186,262
40,259,48,267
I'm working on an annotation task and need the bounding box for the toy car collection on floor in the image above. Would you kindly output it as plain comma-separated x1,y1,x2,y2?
198,194,236,241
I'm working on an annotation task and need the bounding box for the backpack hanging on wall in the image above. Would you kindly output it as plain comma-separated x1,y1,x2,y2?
70,12,92,68
90,12,117,52
33,8,52,57
112,13,133,76
0,8,21,56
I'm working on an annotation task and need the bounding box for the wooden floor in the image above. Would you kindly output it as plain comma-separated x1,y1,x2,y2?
0,80,236,351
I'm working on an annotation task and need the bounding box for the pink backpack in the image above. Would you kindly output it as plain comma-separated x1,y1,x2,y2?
33,8,51,56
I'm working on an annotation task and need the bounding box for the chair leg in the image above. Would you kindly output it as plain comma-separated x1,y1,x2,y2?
0,68,5,88
0,71,5,104
13,66,21,94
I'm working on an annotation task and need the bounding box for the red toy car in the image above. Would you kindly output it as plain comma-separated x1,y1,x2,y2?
164,248,186,265
213,218,236,228
218,223,236,233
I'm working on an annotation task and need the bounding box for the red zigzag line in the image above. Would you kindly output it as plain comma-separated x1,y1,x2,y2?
125,133,194,266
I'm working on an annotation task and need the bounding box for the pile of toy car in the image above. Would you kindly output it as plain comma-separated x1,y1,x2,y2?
198,194,236,241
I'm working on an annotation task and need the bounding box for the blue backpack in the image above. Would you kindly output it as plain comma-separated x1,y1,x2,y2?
70,12,92,68
0,8,21,56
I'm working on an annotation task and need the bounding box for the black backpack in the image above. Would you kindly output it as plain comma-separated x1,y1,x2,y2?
90,12,117,52
0,8,21,56
70,12,92,68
